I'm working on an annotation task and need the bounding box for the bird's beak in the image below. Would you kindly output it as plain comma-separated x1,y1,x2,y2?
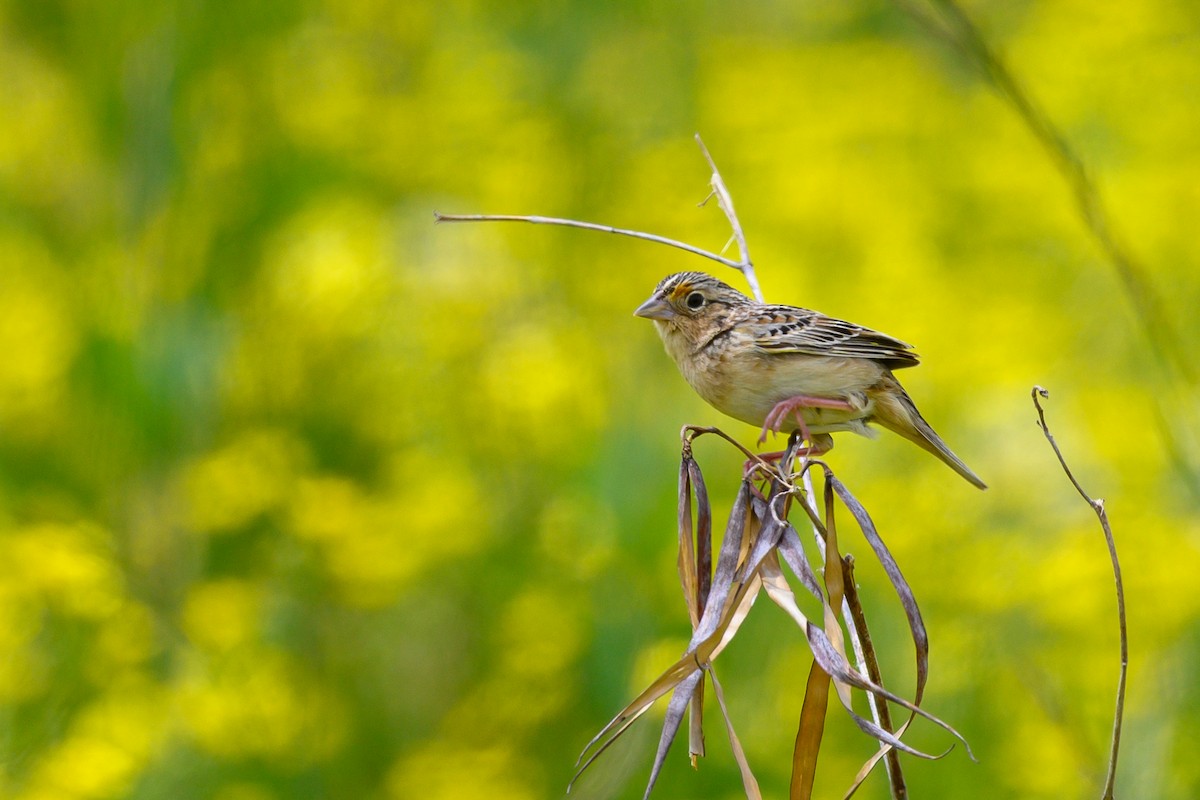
634,294,674,321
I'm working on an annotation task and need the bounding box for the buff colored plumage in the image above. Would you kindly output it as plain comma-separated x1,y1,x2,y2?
635,271,986,489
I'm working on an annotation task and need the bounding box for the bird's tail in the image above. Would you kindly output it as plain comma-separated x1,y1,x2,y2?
872,376,987,490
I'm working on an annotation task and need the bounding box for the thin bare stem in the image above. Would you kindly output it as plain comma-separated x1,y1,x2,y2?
799,465,887,759
842,555,906,799
683,425,772,470
433,212,743,270
1032,387,1127,800
694,134,763,302
434,135,767,301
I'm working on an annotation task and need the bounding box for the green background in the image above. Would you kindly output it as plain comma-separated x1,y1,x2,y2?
2,1,1198,798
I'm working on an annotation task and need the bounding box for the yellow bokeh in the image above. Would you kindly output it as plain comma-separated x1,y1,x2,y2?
482,322,608,453
178,647,347,764
0,234,77,427
181,579,264,652
19,678,166,800
536,492,617,578
180,429,307,534
3,1,1200,798
5,523,123,620
995,686,1089,798
262,197,393,341
27,737,141,799
287,453,489,605
0,30,104,215
91,601,158,674
497,588,585,682
388,741,538,800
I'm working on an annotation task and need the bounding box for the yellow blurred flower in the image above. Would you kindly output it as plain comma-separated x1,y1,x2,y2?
497,588,585,683
262,196,392,341
0,31,104,214
178,647,346,764
90,601,159,677
482,323,608,453
180,429,307,534
288,454,489,606
440,588,588,742
388,741,538,800
5,522,123,619
0,234,77,429
181,579,264,653
20,677,167,800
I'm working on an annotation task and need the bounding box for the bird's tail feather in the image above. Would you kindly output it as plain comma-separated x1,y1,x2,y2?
873,377,987,490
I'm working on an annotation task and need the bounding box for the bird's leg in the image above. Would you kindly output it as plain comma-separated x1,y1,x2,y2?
758,394,856,446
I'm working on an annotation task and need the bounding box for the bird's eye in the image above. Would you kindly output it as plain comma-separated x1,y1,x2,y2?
685,291,705,310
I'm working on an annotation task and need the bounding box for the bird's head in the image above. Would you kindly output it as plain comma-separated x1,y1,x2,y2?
634,272,749,344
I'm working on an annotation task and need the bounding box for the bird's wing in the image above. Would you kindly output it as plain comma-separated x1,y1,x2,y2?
748,305,920,368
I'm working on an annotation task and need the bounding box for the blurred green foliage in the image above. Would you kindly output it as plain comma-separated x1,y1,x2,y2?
1,0,1199,798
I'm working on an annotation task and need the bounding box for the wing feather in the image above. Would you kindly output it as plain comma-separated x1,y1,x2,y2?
748,304,919,369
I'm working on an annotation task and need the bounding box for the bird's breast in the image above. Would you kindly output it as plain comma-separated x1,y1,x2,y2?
655,322,887,430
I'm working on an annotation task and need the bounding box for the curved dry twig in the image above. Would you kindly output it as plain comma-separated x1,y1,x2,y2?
1032,387,1127,800
433,211,744,270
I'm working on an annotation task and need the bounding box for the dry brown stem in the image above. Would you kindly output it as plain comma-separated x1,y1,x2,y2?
1032,387,1127,800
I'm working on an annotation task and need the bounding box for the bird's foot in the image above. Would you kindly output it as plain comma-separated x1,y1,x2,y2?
757,394,856,446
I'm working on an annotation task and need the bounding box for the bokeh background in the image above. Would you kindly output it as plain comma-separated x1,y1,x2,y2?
3,1,1200,798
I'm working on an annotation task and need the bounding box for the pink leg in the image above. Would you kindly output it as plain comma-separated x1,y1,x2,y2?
758,394,856,445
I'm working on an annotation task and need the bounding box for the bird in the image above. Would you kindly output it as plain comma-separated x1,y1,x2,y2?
634,271,986,489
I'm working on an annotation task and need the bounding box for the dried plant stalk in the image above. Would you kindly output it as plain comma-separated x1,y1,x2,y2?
1033,387,1127,800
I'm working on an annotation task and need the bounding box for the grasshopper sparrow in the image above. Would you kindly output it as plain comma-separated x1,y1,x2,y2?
635,271,986,489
